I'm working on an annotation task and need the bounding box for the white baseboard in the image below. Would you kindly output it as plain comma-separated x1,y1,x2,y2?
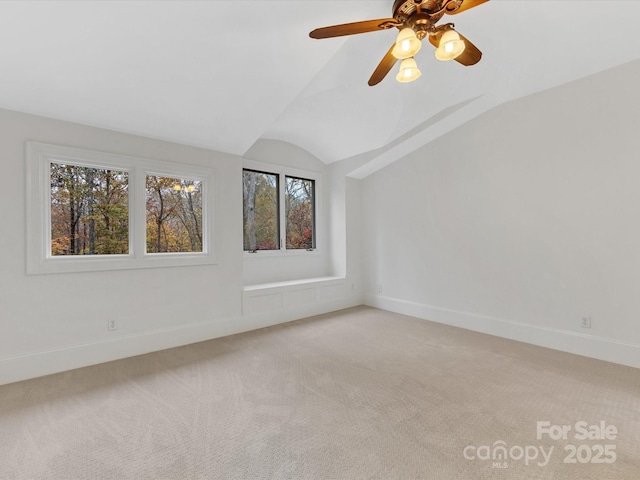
0,316,236,386
365,294,640,370
241,295,362,331
11,291,632,386
0,294,363,386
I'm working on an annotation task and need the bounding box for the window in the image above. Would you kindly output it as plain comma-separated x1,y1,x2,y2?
243,166,317,253
285,176,315,250
26,142,216,274
50,163,129,256
243,170,279,251
145,176,203,253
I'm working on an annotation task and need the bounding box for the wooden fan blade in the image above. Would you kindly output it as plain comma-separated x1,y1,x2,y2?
310,18,399,39
428,31,482,66
453,32,482,66
445,0,490,15
368,44,398,86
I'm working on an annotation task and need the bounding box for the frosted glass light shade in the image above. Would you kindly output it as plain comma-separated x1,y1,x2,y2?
396,57,422,83
392,28,422,59
435,29,465,61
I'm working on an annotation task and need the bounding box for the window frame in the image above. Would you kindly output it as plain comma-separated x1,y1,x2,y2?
284,174,316,251
26,141,216,274
243,159,321,257
242,168,281,251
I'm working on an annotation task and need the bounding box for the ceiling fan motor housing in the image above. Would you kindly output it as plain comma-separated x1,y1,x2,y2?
393,0,447,37
393,0,450,17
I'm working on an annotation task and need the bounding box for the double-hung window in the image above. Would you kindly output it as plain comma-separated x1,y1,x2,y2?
26,142,216,274
243,166,317,253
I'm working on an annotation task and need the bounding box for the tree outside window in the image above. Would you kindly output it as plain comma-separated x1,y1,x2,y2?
145,176,203,253
243,168,316,252
50,163,129,256
243,170,279,251
29,142,216,274
285,176,315,250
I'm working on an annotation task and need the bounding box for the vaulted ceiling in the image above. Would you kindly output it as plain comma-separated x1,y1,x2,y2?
1,1,639,177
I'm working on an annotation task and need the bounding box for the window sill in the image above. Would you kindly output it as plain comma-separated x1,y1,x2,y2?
243,275,344,291
28,252,217,275
243,249,320,259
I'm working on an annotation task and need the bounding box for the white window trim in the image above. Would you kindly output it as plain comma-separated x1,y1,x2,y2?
26,141,216,275
242,159,322,258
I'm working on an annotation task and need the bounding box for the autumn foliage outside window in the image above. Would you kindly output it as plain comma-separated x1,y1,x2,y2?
145,176,203,253
50,163,129,256
285,176,315,250
30,142,215,274
243,168,315,252
243,170,279,251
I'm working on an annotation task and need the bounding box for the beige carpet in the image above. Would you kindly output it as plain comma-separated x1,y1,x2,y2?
1,306,639,479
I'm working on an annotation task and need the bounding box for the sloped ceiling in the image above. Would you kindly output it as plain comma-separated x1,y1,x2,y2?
0,1,639,177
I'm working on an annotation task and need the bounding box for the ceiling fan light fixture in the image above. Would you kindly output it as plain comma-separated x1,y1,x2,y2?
392,28,422,59
435,29,465,61
396,57,421,83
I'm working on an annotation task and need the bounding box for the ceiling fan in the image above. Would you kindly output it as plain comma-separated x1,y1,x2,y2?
309,0,489,85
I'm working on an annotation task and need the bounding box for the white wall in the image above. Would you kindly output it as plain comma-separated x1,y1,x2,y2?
360,59,640,368
326,155,366,295
0,109,245,384
0,110,357,385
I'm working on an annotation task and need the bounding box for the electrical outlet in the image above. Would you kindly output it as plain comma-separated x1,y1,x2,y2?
580,316,592,329
376,283,383,294
107,319,118,331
